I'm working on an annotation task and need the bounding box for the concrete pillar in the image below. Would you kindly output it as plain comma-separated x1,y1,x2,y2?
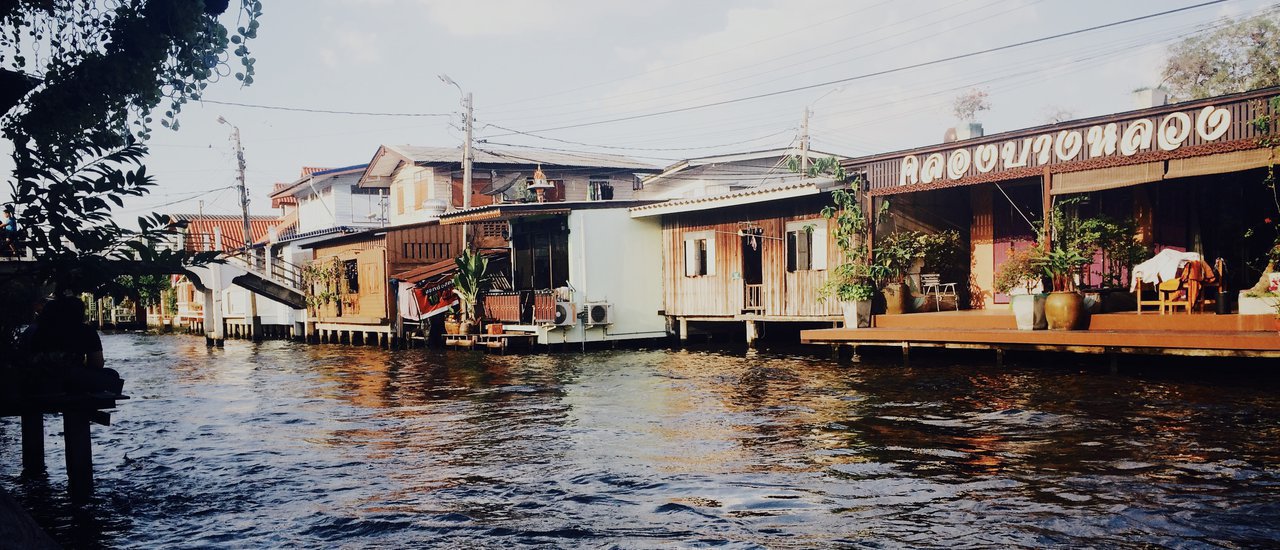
995,347,1005,368
678,318,688,341
902,343,910,368
745,320,759,347
209,267,225,343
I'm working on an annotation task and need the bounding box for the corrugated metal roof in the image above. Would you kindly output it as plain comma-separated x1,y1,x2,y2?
271,183,298,208
629,180,834,217
270,164,370,199
170,214,281,250
386,144,659,170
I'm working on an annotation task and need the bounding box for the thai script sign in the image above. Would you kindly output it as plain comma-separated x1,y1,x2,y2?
896,105,1234,187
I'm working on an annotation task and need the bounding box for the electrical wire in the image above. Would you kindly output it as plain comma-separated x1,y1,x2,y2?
482,1,1228,137
198,99,452,117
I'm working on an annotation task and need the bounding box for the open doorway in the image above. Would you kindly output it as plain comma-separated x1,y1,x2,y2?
742,230,764,312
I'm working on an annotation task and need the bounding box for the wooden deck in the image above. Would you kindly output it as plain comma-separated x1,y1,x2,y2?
801,311,1280,358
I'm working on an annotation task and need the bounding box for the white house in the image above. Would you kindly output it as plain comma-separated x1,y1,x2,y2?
436,201,668,345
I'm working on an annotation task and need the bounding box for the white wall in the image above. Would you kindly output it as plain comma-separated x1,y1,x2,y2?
538,208,666,344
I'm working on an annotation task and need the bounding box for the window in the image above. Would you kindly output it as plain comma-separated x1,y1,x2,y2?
683,231,715,277
785,220,827,272
589,177,614,201
343,259,359,292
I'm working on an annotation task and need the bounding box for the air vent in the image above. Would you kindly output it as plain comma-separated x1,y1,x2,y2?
585,302,613,326
553,302,577,326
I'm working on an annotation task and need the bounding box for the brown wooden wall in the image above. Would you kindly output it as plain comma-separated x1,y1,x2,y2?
385,223,464,275
311,235,389,324
661,196,841,318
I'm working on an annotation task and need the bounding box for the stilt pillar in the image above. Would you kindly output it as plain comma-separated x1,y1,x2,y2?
995,347,1005,368
678,318,689,342
745,320,758,347
63,410,93,504
21,413,44,475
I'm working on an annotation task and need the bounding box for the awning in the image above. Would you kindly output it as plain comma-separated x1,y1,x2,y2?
1049,162,1164,195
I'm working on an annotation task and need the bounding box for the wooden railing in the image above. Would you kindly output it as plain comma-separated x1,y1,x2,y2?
533,291,556,323
744,284,765,313
482,293,521,323
480,290,557,324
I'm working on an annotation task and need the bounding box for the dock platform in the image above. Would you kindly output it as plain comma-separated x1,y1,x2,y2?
801,311,1280,359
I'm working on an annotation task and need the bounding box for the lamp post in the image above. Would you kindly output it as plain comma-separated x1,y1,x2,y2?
801,86,845,173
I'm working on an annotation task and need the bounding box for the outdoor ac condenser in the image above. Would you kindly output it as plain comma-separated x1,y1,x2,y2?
553,302,577,326
585,302,613,326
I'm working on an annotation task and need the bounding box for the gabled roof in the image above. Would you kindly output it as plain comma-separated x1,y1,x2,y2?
269,164,369,200
641,147,846,188
358,144,660,187
169,214,280,249
270,183,298,208
629,179,840,218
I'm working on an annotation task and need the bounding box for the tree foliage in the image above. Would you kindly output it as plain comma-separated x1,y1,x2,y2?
952,88,990,122
1161,13,1280,101
0,0,261,294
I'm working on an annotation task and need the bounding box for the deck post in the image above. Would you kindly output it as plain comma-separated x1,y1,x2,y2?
850,345,861,363
995,347,1005,368
63,410,93,504
901,342,910,367
678,318,688,342
21,413,44,475
1109,352,1119,375
745,320,758,346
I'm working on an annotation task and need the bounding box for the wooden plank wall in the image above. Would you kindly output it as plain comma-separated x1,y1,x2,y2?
385,223,463,275
661,196,840,318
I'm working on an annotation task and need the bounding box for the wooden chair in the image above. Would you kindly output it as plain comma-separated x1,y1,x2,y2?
1135,280,1163,314
921,273,959,311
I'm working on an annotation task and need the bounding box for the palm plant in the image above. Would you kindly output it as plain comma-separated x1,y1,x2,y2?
451,250,488,326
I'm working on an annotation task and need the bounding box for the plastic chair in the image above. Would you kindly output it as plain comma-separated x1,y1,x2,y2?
921,273,958,311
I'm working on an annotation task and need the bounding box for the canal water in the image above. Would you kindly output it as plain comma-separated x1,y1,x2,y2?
3,333,1280,548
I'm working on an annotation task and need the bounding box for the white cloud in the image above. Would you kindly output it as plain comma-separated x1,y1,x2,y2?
416,0,601,37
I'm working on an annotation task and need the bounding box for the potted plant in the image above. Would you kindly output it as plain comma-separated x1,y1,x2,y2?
819,186,884,328
451,249,488,334
443,306,461,335
873,230,924,315
994,246,1047,330
1037,247,1090,330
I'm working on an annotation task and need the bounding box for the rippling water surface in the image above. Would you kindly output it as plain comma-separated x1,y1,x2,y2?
3,333,1280,548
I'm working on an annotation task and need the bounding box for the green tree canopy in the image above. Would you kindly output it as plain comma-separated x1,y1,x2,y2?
1161,13,1280,101
1,0,261,292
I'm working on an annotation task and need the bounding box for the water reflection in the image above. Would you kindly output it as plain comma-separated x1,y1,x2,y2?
2,334,1279,547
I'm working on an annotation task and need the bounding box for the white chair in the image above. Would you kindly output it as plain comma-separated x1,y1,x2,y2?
921,273,958,311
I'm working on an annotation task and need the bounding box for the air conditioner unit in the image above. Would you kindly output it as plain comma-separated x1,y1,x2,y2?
553,301,577,326
585,302,613,326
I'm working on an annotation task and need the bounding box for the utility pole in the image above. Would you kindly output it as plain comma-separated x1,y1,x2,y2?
218,115,260,341
800,107,811,174
440,74,474,246
462,91,474,210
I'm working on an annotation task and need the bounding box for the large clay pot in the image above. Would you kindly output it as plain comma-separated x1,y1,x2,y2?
841,300,873,329
883,283,911,315
1010,294,1047,330
1044,291,1086,330
444,318,461,335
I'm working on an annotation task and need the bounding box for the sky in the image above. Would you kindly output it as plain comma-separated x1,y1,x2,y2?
4,0,1275,223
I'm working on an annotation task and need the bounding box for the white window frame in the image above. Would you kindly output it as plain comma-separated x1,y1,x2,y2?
683,230,716,277
785,219,827,272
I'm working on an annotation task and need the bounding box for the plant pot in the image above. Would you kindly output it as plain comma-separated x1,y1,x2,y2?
883,283,911,315
444,318,461,335
1044,291,1086,330
487,323,504,335
459,320,477,334
841,300,873,329
1010,294,1047,330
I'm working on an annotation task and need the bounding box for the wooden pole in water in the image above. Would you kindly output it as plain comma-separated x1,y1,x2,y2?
63,411,92,504
20,413,43,475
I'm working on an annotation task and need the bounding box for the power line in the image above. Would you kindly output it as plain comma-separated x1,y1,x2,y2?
485,0,1228,137
478,124,796,152
198,99,452,117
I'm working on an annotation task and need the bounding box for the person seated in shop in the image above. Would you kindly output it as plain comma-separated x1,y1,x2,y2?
24,295,123,396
